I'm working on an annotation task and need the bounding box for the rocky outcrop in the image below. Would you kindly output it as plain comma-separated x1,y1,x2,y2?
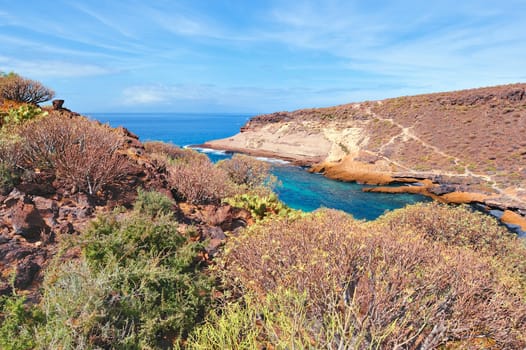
52,99,64,110
177,203,252,258
0,187,96,297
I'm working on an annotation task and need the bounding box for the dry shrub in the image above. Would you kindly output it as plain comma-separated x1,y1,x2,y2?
223,210,361,310
222,207,526,348
17,113,131,195
143,141,189,160
217,154,273,190
378,202,513,250
0,75,54,104
168,153,235,205
144,141,209,172
0,131,24,194
0,133,22,170
378,202,526,287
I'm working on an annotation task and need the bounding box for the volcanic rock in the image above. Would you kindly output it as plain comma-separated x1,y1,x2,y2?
11,200,50,241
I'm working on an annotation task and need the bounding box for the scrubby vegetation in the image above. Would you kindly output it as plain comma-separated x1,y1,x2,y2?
1,104,48,126
169,153,234,204
1,76,525,349
1,191,213,349
217,153,276,193
0,111,132,197
224,193,299,221
0,73,54,105
190,203,526,349
144,143,277,205
17,114,131,195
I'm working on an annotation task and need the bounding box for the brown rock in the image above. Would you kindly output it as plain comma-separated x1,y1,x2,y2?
502,88,525,102
198,204,252,231
33,196,57,216
57,222,75,235
2,188,24,208
206,238,224,257
11,201,50,241
429,184,459,196
0,239,46,292
440,191,488,204
52,99,64,109
202,226,226,241
0,242,35,261
14,258,41,289
501,210,526,231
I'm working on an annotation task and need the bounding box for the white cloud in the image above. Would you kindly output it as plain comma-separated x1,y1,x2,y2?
122,86,169,104
120,83,370,112
0,56,113,78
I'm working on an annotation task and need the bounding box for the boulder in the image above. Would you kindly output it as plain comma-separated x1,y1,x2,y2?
0,242,35,261
14,258,41,289
0,239,46,292
502,88,525,102
206,238,223,257
198,204,252,231
202,226,226,241
11,200,50,241
52,99,64,110
57,222,75,235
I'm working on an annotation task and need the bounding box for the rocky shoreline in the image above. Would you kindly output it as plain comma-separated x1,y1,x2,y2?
201,140,526,235
201,84,526,234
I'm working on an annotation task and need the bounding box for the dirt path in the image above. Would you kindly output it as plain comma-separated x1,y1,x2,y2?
365,108,521,200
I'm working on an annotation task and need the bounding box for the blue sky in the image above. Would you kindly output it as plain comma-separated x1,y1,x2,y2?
1,0,525,113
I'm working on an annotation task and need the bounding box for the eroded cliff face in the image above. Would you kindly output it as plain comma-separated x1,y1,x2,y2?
204,83,526,222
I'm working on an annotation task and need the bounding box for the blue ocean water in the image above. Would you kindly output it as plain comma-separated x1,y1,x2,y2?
88,113,431,220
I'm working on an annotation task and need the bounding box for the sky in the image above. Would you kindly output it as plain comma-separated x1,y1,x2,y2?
0,0,525,113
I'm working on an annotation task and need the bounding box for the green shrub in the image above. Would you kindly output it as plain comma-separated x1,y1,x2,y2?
78,212,210,348
34,259,121,348
0,293,42,350
0,161,18,195
187,290,316,350
27,194,212,349
186,298,260,349
3,104,47,125
134,188,175,217
224,193,299,221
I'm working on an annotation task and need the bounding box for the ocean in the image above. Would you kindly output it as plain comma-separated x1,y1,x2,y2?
88,112,431,220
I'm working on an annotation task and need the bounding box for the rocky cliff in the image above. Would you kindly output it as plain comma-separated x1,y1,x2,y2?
204,83,526,227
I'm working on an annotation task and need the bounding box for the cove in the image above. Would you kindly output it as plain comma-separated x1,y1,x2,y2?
272,165,431,220
89,112,432,220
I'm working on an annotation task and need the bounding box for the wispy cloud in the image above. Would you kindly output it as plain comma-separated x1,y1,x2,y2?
119,82,391,112
1,0,524,112
70,3,138,39
0,56,114,78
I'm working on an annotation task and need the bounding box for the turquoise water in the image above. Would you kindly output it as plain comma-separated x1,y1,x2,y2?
88,113,431,220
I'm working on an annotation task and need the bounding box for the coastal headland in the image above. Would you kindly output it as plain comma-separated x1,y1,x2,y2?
202,83,526,231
